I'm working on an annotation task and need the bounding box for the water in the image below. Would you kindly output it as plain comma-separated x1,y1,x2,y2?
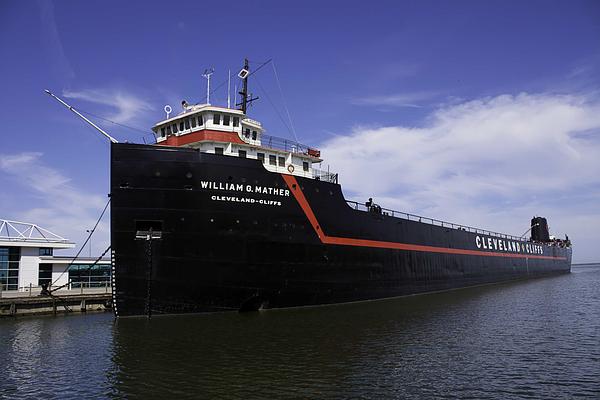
1,265,599,399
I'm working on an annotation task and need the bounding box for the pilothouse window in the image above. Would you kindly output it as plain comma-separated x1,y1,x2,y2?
303,162,309,172
278,156,285,167
160,127,166,137
172,124,178,133
213,114,220,125
198,115,204,125
252,131,257,140
191,117,197,128
223,115,230,126
185,118,190,129
257,153,265,163
233,117,239,127
269,155,276,165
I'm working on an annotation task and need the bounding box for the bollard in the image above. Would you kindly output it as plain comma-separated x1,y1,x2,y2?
29,283,32,297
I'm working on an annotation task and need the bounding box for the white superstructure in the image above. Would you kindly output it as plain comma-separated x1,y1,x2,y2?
150,59,338,184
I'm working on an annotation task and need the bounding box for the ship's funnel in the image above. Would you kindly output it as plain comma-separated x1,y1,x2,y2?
531,216,550,242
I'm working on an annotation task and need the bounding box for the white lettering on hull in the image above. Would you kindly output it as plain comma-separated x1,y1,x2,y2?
474,235,545,255
211,195,282,206
199,180,290,197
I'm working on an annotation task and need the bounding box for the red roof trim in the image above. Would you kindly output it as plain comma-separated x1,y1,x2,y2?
157,129,244,147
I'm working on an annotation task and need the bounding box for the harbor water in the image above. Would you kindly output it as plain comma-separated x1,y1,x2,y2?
1,264,598,399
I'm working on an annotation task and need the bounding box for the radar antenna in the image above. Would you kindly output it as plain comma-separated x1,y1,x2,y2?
202,68,214,105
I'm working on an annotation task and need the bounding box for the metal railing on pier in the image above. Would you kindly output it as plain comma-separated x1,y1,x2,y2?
346,200,524,242
0,281,111,299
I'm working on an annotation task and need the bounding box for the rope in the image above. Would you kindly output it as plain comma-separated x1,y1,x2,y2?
272,61,299,142
49,245,112,293
253,75,293,136
78,110,153,136
50,198,111,286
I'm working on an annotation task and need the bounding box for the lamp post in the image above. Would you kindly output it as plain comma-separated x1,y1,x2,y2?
86,230,92,257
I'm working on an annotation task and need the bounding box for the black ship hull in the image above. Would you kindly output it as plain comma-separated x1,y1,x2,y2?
110,143,572,317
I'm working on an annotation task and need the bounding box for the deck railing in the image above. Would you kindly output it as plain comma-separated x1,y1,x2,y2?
346,200,525,241
312,169,338,184
259,134,321,158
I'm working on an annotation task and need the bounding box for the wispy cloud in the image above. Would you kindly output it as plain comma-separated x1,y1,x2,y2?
63,88,154,124
322,92,600,263
38,0,75,80
352,91,439,108
0,152,108,256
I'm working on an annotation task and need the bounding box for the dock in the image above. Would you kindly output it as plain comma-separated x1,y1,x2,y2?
0,287,112,317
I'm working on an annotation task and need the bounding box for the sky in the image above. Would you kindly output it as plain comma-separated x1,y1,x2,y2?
0,0,599,263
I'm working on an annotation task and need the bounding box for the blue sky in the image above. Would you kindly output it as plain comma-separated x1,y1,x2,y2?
1,0,599,262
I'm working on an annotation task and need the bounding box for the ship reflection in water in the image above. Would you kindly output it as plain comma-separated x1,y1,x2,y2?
1,265,599,399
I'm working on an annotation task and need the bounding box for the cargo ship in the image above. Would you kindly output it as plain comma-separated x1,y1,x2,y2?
106,60,572,317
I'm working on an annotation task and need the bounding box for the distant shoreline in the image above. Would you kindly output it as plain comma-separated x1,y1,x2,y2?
572,262,600,266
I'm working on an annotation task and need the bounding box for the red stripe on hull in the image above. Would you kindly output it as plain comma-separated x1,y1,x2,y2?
281,174,566,261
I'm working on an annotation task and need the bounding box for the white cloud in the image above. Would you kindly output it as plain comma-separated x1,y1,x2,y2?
63,88,154,124
0,153,109,257
322,92,600,263
352,91,439,108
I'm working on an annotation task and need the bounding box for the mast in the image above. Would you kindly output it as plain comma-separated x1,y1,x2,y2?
240,58,249,114
227,69,231,109
237,58,258,115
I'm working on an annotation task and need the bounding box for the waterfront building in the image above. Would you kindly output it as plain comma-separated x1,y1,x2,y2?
0,219,110,292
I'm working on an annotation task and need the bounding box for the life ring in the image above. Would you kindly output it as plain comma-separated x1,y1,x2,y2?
287,164,295,173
